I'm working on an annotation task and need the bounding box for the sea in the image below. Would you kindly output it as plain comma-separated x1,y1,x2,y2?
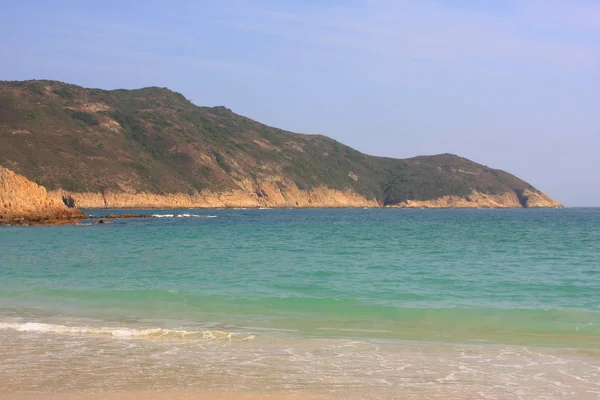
1,208,599,399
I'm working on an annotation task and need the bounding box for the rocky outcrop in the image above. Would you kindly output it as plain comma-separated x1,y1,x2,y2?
52,187,561,210
0,161,560,213
0,166,86,224
52,182,381,209
389,190,563,208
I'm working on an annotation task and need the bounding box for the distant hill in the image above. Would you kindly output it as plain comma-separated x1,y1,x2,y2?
0,80,561,208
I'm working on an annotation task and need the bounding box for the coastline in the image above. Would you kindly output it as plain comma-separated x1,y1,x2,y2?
52,188,562,210
0,164,563,226
1,391,326,400
0,165,86,225
0,202,565,226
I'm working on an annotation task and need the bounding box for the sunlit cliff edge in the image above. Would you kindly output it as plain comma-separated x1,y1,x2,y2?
46,187,560,209
0,165,85,224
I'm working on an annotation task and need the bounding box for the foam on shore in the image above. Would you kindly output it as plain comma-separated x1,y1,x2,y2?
151,214,217,218
0,322,253,341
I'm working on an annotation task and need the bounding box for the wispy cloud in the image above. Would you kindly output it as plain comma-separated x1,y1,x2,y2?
220,0,599,75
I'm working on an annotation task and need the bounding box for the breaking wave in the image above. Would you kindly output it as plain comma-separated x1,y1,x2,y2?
0,322,254,341
151,214,217,218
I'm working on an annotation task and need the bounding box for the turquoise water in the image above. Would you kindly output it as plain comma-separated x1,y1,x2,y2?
1,208,600,398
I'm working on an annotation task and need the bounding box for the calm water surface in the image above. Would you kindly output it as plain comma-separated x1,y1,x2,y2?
1,208,599,398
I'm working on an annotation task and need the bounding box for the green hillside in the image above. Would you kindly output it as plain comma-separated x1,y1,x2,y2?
0,80,547,206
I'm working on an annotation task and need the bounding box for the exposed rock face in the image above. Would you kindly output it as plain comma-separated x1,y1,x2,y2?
389,190,563,208
52,187,562,210
52,182,381,209
0,166,85,223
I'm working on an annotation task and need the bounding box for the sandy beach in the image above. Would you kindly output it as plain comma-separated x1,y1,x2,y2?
1,392,326,400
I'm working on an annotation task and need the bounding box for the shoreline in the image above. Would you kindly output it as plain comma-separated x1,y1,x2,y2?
51,188,562,210
0,391,327,400
0,205,566,226
79,205,564,210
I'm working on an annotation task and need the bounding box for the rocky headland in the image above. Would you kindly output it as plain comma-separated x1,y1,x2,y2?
47,186,561,209
0,165,86,225
0,80,563,209
388,190,561,209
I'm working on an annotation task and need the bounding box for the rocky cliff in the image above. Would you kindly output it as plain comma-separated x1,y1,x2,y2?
388,190,562,208
0,80,563,209
49,187,561,209
49,182,380,209
0,165,85,224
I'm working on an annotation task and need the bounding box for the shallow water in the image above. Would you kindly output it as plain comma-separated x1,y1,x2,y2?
1,208,599,398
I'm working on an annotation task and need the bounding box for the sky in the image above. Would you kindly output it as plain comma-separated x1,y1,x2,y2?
2,0,599,206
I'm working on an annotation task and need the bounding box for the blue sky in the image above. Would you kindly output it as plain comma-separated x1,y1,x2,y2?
2,0,599,205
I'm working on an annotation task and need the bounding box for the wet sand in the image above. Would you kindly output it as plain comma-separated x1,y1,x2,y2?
1,392,324,400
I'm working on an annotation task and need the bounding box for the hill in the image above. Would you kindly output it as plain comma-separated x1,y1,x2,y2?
0,80,561,208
